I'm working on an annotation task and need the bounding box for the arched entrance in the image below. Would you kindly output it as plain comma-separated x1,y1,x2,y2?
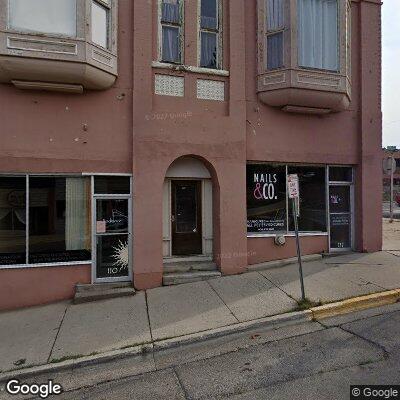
163,157,213,259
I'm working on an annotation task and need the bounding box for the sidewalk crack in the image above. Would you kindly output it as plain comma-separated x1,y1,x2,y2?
145,290,154,342
206,280,240,323
256,271,299,303
47,304,68,363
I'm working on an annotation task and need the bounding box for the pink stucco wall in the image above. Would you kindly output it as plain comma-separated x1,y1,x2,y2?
0,0,382,309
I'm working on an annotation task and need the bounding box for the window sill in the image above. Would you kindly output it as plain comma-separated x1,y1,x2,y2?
0,260,92,270
152,61,230,77
247,232,328,238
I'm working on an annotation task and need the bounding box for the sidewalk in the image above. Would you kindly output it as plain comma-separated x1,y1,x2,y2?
1,221,399,374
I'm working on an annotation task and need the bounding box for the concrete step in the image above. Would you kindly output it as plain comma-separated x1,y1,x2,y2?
163,261,218,273
74,283,135,304
163,270,221,286
75,282,133,293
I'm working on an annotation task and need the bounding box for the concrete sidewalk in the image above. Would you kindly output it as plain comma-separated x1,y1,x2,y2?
1,220,399,374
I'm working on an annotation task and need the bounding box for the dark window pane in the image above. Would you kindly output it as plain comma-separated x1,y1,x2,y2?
329,167,352,182
161,0,180,24
94,176,130,194
96,199,128,233
29,177,91,264
247,164,287,233
267,32,283,70
200,31,217,68
0,177,26,265
96,235,129,279
288,166,327,232
329,186,350,213
162,26,180,63
201,0,217,29
330,213,351,248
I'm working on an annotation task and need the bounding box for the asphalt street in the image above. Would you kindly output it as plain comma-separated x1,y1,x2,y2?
5,302,400,400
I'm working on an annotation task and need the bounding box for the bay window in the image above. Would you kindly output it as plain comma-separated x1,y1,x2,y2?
257,0,351,113
0,0,118,91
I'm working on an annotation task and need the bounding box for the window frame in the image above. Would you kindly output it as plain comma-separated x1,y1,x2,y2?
158,0,185,65
91,0,112,50
198,0,223,70
7,0,79,39
296,0,340,73
0,173,133,270
264,0,285,71
246,163,331,237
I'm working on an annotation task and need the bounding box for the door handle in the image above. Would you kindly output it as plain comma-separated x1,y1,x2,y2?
171,215,175,222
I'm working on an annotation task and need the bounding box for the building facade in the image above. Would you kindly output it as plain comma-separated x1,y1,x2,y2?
0,0,382,310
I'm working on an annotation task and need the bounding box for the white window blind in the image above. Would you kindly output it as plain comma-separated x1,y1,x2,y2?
92,1,109,48
9,0,77,37
298,0,339,71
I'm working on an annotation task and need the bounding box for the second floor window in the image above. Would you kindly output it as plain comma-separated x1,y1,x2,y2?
200,0,221,69
91,0,110,49
9,0,77,37
265,0,284,70
298,0,339,71
161,0,182,63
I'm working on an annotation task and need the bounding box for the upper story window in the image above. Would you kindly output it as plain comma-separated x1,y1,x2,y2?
91,0,111,49
265,0,284,70
9,0,77,37
297,0,339,71
160,0,183,63
199,0,222,69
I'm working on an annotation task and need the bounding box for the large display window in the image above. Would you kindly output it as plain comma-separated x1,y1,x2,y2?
247,163,327,235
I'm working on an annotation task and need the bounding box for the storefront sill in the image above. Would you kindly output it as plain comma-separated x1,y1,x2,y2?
247,232,328,238
0,261,92,270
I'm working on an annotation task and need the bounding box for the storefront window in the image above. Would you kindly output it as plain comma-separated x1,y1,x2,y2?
29,177,91,264
329,166,352,182
247,164,287,233
0,177,26,265
288,166,327,232
94,176,131,194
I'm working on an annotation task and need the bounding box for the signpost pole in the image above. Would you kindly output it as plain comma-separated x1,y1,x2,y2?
287,174,306,302
390,157,394,223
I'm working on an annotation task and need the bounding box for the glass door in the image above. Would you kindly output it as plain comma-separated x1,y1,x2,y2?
94,197,131,282
329,185,352,251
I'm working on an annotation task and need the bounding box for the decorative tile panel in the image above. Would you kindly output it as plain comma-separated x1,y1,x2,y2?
155,74,184,97
197,79,225,101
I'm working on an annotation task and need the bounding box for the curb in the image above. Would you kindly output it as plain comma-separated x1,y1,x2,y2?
0,310,311,382
310,289,400,320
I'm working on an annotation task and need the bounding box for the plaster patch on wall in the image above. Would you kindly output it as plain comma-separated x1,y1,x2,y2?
196,79,225,101
155,74,184,97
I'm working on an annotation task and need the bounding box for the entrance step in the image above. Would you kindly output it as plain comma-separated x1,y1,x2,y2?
74,282,135,304
163,259,221,285
163,270,221,286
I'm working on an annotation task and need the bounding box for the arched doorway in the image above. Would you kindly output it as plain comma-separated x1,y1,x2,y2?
163,157,213,258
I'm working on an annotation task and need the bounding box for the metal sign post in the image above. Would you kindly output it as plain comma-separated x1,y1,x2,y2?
287,174,306,301
383,157,396,223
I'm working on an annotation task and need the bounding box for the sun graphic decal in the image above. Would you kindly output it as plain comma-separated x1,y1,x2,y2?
111,240,129,272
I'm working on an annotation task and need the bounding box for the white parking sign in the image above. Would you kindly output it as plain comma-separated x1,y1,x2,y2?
287,174,299,199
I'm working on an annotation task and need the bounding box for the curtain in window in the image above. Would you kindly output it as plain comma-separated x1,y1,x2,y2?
200,32,217,68
298,0,338,71
201,0,217,29
266,0,284,30
162,0,180,23
65,178,89,251
162,26,180,63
